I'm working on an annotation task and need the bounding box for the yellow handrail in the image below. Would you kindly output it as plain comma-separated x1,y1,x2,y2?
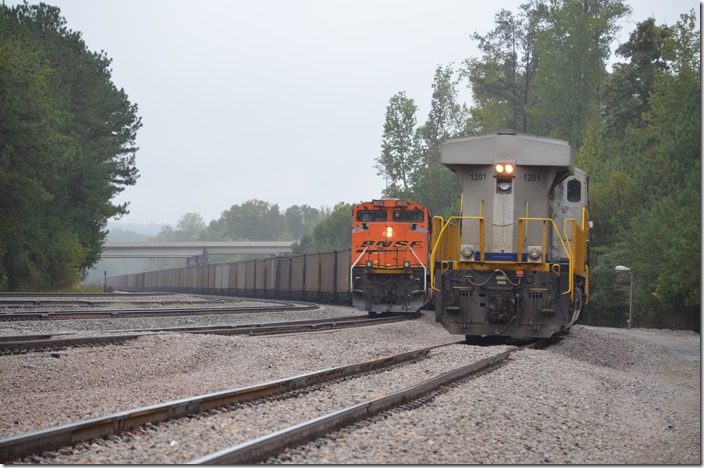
521,217,574,298
430,215,579,299
430,215,484,292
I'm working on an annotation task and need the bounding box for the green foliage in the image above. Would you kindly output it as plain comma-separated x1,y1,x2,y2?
208,199,285,241
154,213,208,242
0,3,140,291
601,18,672,139
292,202,354,254
609,12,701,330
530,0,630,146
204,200,322,243
376,66,467,217
376,92,422,195
418,64,470,162
284,205,323,240
461,3,548,133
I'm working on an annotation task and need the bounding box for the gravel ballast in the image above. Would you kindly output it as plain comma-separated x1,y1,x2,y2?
0,300,699,464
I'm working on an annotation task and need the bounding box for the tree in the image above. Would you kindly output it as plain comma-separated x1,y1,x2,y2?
208,199,286,241
620,12,700,330
376,92,422,197
283,205,322,240
530,0,630,145
412,64,468,216
461,1,549,133
292,202,354,254
417,65,470,163
0,3,140,290
153,213,207,241
601,18,672,140
583,11,700,331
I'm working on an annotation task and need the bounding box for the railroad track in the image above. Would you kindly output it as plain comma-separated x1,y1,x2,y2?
0,339,551,464
0,299,318,321
0,315,416,355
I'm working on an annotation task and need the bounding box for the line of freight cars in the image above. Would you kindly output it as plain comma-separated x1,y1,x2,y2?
106,249,355,305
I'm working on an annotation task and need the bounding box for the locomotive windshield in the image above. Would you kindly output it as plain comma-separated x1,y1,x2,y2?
393,209,424,222
356,210,388,222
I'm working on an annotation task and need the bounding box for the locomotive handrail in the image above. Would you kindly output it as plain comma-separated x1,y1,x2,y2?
349,246,370,292
429,215,576,300
349,245,428,296
429,215,485,293
563,218,576,258
406,244,428,294
562,208,590,279
518,217,574,299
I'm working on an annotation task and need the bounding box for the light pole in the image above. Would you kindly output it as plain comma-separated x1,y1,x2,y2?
615,265,633,329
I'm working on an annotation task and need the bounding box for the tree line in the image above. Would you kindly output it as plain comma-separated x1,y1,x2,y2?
0,3,140,290
1,1,699,332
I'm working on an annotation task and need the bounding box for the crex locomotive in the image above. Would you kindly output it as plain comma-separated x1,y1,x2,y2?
430,130,590,339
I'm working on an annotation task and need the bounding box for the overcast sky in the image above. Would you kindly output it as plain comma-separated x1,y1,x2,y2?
8,0,700,229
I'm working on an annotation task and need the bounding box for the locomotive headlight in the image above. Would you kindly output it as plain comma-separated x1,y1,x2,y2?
386,226,393,238
461,245,474,258
403,261,411,268
528,247,541,259
495,162,516,177
366,260,373,268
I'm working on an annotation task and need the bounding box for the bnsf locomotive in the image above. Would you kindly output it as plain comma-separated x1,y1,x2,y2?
431,131,590,339
350,199,431,316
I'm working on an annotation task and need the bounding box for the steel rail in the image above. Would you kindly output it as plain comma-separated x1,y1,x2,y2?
0,315,415,354
0,302,319,321
190,346,517,465
0,334,143,354
0,292,172,298
0,346,442,462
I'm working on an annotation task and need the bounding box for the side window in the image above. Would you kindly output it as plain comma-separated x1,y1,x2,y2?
567,179,581,202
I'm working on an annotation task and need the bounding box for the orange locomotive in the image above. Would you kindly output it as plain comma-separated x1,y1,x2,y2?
350,199,432,315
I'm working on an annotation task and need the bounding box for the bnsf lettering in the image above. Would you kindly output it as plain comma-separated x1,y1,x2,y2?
360,240,423,248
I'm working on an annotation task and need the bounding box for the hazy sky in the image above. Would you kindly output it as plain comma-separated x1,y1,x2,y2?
8,0,700,228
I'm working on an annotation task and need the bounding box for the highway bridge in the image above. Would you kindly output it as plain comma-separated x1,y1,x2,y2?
102,241,294,266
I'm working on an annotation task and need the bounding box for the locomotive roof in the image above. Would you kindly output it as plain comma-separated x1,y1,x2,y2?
441,131,574,169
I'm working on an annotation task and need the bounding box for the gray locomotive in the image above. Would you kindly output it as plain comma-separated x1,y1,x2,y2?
430,131,590,340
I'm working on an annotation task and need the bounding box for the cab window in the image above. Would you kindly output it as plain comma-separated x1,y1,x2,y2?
393,209,424,222
567,180,581,202
356,210,387,222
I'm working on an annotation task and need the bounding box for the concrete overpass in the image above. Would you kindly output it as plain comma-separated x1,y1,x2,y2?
102,241,294,266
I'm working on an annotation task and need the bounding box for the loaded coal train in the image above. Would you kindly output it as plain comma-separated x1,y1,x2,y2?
108,131,589,340
107,248,355,305
107,198,432,315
